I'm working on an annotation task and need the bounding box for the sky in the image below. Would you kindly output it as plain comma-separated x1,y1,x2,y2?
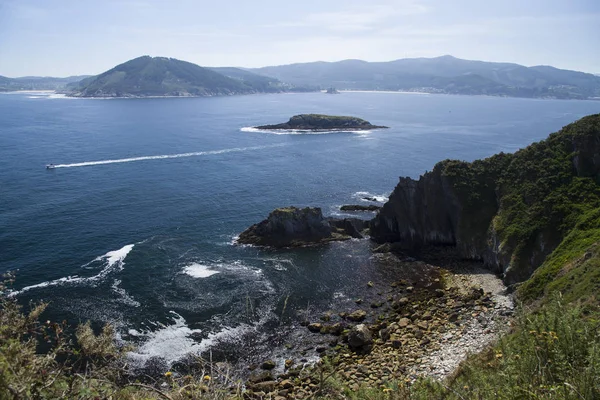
0,0,598,77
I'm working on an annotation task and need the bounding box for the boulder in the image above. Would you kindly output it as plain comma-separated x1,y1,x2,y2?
348,324,373,349
347,310,367,322
261,360,276,370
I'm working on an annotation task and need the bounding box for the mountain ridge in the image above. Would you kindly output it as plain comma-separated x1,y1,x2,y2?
250,55,600,99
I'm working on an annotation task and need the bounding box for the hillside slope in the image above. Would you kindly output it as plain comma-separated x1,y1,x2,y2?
252,56,600,99
68,56,258,97
371,114,600,295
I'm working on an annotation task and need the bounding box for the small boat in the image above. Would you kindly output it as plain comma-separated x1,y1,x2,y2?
46,164,56,169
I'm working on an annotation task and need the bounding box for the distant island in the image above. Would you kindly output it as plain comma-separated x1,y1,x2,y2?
255,114,389,131
325,87,340,94
65,56,315,98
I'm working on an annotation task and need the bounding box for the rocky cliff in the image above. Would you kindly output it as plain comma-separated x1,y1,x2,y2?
238,206,368,247
371,114,600,285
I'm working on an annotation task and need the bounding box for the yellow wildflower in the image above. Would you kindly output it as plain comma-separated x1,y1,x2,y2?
165,371,172,377
203,375,211,381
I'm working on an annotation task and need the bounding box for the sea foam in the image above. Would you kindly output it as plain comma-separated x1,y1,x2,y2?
182,263,220,278
241,127,371,135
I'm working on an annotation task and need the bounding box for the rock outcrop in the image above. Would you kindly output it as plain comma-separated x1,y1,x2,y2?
238,207,368,248
371,114,600,285
340,205,381,212
255,114,388,131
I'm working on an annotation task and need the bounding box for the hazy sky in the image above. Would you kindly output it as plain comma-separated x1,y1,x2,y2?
0,0,598,77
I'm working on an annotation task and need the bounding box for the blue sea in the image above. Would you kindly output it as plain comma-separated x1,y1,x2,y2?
1,91,598,370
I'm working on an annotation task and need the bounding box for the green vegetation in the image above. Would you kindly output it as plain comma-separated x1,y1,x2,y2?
0,276,241,399
68,56,272,97
251,55,600,99
439,114,600,286
257,114,387,130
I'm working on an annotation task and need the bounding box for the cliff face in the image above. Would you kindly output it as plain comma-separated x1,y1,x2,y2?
371,114,600,285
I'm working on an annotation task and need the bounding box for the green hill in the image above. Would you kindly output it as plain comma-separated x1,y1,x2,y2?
68,56,262,97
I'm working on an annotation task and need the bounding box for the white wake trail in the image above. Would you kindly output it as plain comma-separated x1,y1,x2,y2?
9,244,135,297
51,144,286,169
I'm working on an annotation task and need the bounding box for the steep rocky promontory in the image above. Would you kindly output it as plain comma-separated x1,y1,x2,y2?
255,114,388,131
371,114,600,285
238,206,368,247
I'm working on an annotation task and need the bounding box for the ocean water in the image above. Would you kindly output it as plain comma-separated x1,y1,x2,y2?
1,91,598,370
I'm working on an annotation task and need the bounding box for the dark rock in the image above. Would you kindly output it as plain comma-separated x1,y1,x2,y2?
261,360,276,370
340,204,381,212
390,334,402,348
307,323,323,333
328,217,369,238
238,207,369,247
379,327,391,342
238,207,341,247
348,324,373,349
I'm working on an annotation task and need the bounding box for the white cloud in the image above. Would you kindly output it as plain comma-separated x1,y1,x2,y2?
262,0,429,34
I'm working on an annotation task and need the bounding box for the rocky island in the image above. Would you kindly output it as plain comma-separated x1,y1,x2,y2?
237,206,368,247
255,114,388,131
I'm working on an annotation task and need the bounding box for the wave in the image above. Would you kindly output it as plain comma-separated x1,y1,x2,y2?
241,127,372,135
352,191,389,203
48,144,287,169
126,312,206,367
182,263,220,278
126,310,269,368
10,243,135,296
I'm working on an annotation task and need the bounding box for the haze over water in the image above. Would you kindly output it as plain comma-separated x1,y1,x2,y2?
1,91,598,368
